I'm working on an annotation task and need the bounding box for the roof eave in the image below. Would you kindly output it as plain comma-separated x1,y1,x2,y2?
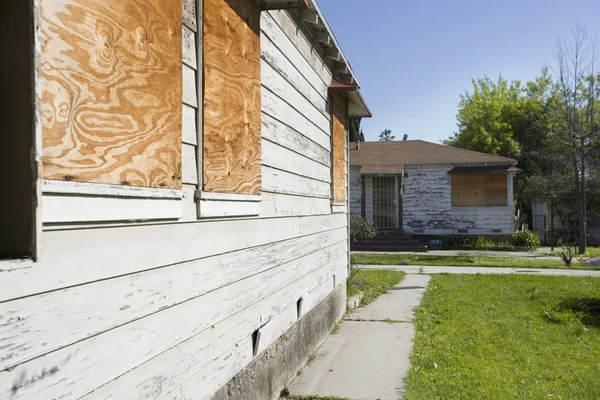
329,79,372,118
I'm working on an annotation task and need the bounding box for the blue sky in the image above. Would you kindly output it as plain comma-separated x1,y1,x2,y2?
317,0,600,143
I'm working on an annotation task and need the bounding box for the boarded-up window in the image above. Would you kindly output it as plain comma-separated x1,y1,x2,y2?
451,174,507,207
41,0,183,189
332,96,347,202
203,0,262,195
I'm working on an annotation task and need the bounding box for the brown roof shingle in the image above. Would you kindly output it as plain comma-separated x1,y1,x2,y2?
350,140,516,172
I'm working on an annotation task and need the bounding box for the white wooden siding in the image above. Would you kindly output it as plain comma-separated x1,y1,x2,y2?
349,167,361,217
402,167,514,235
1,5,349,400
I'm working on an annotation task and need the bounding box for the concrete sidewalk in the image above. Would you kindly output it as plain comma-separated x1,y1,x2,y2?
290,274,430,400
358,265,600,277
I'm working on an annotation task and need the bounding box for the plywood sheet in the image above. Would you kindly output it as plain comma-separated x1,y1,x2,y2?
40,0,182,189
452,174,508,207
203,0,262,195
332,96,347,202
484,174,507,206
451,174,484,207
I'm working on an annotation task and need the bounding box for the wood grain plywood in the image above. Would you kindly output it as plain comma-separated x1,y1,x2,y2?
40,0,182,189
203,0,262,195
451,174,484,207
332,96,347,202
484,174,507,206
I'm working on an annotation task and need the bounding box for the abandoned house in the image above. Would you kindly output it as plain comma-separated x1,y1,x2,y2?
350,140,520,250
0,0,370,399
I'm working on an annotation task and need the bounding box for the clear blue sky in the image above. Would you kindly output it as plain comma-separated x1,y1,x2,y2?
317,0,600,143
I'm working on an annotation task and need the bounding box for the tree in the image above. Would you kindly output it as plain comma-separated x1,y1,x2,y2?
552,26,600,253
349,117,365,142
444,76,522,159
378,129,395,141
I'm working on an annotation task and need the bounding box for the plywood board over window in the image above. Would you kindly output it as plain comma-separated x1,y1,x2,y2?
332,96,347,203
451,173,507,207
40,0,183,189
203,0,262,195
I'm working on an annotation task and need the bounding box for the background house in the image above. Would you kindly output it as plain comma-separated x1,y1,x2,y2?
0,0,370,399
350,140,520,244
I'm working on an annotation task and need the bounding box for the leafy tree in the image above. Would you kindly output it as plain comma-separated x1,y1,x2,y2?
551,26,600,253
445,76,522,159
378,129,395,141
449,28,600,253
349,117,365,142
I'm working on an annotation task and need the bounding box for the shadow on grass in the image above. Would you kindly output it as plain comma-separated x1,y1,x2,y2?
557,297,600,328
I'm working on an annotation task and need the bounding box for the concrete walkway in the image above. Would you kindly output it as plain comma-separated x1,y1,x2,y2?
291,274,431,400
352,249,561,260
358,265,600,277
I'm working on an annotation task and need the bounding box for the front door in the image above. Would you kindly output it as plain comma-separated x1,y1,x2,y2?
372,176,397,229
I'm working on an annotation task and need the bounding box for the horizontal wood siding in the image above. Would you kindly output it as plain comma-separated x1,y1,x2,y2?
403,167,514,235
349,167,361,217
1,5,348,400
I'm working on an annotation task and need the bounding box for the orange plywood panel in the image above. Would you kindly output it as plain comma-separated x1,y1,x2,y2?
41,0,182,189
203,0,262,195
451,174,484,207
332,96,347,202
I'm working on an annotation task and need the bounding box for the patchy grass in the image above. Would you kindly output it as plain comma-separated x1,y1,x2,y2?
286,396,352,400
347,269,405,307
351,253,600,270
405,274,600,400
330,321,342,335
548,246,600,259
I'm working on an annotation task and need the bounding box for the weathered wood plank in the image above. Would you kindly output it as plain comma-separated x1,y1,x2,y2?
182,64,197,107
332,96,347,202
41,195,182,223
0,228,346,372
261,192,331,217
41,0,183,189
182,25,197,68
261,32,327,112
262,61,330,132
263,11,332,87
0,241,347,399
262,113,330,166
262,139,330,182
181,184,197,221
81,253,347,400
0,214,346,302
262,87,330,150
182,143,198,184
182,104,197,145
199,198,261,217
203,0,262,195
182,0,197,31
263,166,331,198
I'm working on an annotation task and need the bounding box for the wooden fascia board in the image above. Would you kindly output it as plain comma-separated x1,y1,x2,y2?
257,0,310,10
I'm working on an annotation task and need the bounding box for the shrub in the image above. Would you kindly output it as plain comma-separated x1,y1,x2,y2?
472,236,494,250
350,216,377,243
512,230,541,251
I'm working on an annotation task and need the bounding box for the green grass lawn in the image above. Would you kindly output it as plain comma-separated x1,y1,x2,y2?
350,253,600,270
347,268,405,307
405,274,600,399
548,246,600,258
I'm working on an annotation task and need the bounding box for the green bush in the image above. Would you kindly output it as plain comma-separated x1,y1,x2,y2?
472,236,494,250
512,230,541,251
350,216,377,243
